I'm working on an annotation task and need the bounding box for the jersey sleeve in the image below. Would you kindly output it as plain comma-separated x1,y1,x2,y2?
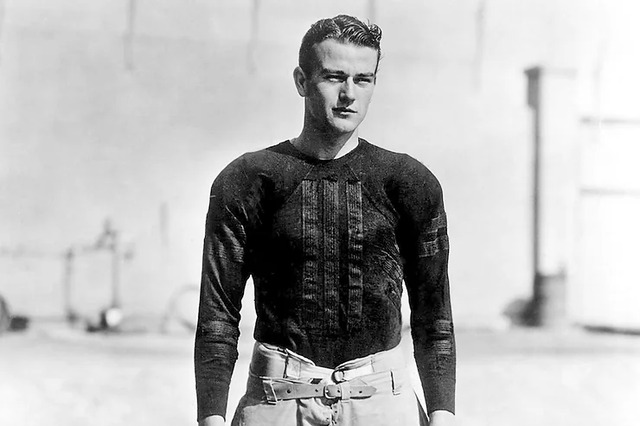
393,155,456,414
194,157,254,421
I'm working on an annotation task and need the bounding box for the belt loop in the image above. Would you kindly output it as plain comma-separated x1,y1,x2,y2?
390,369,400,395
263,380,279,404
284,353,301,379
367,356,375,374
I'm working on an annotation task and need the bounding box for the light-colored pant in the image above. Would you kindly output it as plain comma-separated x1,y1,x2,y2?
231,343,428,426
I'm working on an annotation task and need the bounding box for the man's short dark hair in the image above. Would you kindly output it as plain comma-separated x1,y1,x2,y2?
298,15,382,75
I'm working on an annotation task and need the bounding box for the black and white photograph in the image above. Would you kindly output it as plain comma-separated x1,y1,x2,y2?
1,1,639,425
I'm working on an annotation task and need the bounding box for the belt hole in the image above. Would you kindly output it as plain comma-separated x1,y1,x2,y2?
287,389,292,394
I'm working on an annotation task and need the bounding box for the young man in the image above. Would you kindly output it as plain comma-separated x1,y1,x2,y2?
195,15,455,426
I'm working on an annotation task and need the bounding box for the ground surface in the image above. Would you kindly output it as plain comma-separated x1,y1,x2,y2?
1,321,639,426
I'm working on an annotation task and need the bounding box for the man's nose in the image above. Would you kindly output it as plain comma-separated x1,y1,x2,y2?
339,79,356,103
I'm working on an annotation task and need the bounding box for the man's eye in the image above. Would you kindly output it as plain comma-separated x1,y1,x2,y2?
326,75,343,82
355,78,374,85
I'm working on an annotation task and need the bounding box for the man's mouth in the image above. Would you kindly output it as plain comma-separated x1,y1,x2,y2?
333,107,356,114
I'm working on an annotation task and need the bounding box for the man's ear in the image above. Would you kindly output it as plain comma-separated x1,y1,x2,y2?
293,66,307,97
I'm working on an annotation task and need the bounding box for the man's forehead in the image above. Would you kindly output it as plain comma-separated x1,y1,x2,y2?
309,39,378,73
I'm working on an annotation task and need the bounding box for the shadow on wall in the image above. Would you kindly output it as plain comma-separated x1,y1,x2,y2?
0,294,30,333
502,271,567,328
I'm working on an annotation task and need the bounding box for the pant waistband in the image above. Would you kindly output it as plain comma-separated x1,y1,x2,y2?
249,341,406,383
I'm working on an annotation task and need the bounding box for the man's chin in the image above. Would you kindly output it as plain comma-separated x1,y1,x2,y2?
328,119,361,135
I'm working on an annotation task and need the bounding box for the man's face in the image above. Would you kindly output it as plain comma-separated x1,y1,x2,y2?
297,39,378,136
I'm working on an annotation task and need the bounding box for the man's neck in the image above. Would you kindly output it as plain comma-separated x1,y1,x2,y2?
292,129,359,160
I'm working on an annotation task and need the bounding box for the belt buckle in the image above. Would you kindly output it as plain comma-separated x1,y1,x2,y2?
323,384,341,399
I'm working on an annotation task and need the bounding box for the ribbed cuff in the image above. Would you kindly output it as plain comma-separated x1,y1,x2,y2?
196,383,230,422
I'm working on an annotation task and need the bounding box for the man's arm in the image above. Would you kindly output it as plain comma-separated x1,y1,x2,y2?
195,158,253,423
393,155,456,418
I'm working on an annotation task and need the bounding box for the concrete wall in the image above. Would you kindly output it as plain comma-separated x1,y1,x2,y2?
1,0,634,327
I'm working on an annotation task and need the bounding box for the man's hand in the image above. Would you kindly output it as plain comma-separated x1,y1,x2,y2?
429,410,455,426
198,414,225,426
